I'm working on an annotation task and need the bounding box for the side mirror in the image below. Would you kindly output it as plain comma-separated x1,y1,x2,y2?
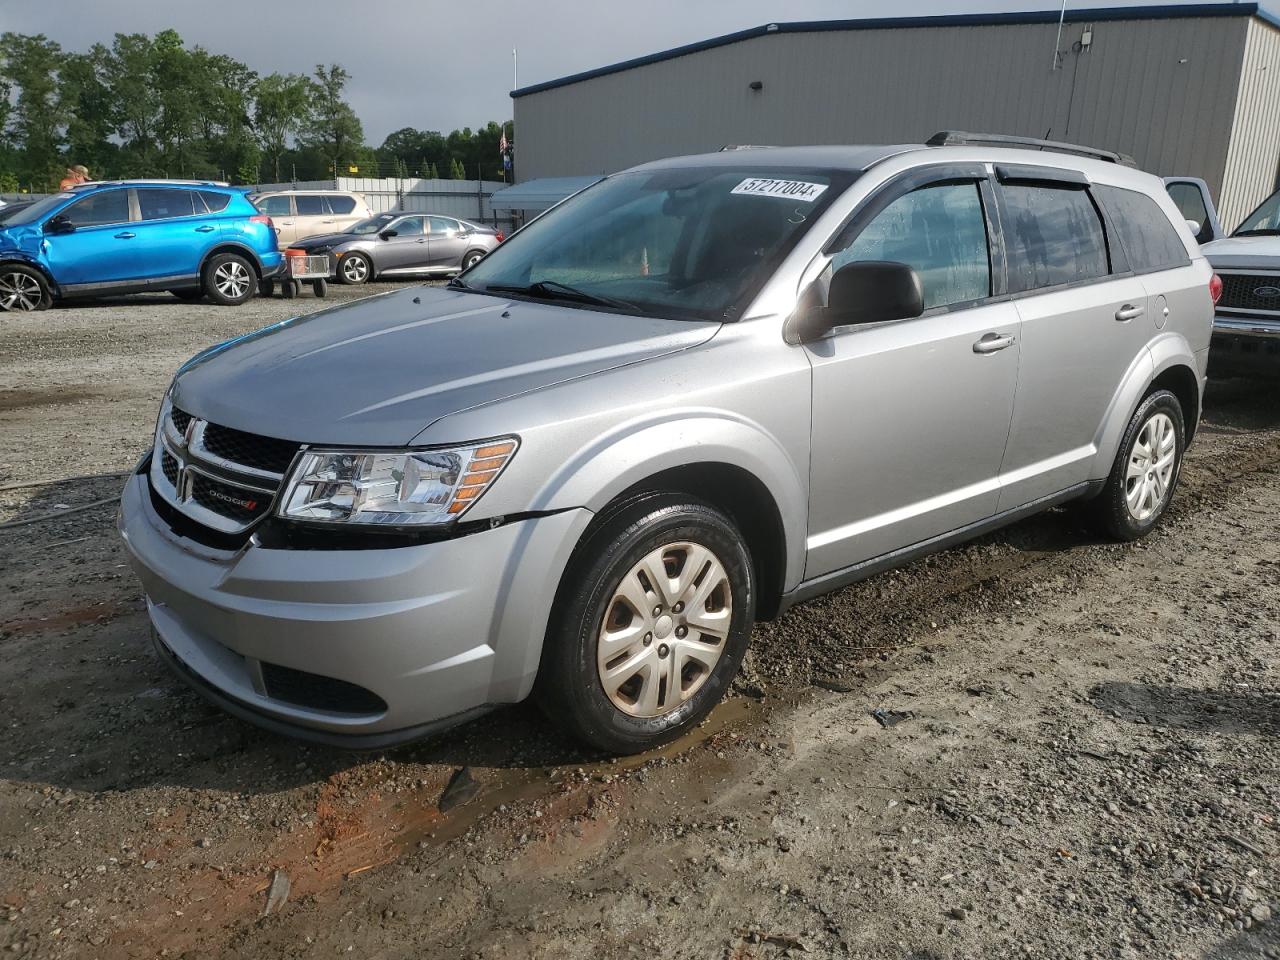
1186,219,1202,240
379,229,398,240
45,215,75,235
789,260,924,343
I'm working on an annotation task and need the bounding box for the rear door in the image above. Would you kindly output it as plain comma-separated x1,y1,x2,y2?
804,166,1022,578
133,187,216,280
40,188,136,287
325,194,363,232
293,194,334,242
994,167,1152,511
427,216,468,268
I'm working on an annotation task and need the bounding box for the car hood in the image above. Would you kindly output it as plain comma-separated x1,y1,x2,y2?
171,285,720,447
1201,234,1280,270
291,232,357,249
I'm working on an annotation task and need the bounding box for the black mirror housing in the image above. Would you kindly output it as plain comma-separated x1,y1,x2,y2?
379,230,398,240
790,260,924,343
45,216,75,235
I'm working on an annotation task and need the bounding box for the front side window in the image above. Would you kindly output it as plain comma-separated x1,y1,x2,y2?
391,216,424,236
1166,182,1211,238
1001,183,1109,293
831,182,991,310
295,195,327,216
462,166,852,321
60,190,130,228
258,195,292,216
137,188,196,221
1096,185,1189,274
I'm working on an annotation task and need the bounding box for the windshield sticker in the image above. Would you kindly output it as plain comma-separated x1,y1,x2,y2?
731,178,828,202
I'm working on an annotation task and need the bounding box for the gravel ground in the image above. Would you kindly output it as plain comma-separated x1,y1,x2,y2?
0,290,1276,959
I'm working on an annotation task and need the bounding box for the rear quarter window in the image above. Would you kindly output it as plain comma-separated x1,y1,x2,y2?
199,191,231,213
327,195,357,214
1096,185,1191,273
1000,183,1110,293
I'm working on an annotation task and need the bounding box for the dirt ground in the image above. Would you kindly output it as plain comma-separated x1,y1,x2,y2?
0,288,1276,960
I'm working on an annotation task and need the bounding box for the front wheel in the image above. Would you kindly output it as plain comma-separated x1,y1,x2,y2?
337,253,371,285
0,264,51,311
202,253,257,306
1090,388,1185,541
536,496,755,754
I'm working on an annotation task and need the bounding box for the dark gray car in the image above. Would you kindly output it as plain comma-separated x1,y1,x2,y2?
292,212,503,284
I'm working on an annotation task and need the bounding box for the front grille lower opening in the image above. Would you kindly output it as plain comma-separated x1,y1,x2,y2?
260,662,388,715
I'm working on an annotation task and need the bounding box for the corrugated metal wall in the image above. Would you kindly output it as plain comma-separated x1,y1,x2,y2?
1219,17,1280,229
515,15,1249,209
249,177,510,222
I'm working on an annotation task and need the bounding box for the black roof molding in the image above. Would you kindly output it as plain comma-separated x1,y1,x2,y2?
511,3,1269,99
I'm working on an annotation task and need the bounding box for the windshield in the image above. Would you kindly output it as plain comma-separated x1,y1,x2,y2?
346,213,398,235
3,193,72,227
1235,188,1280,235
461,166,852,321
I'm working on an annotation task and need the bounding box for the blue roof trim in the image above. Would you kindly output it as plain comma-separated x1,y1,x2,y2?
511,3,1272,98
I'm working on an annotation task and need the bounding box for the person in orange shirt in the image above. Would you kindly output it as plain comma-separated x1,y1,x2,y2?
58,165,90,191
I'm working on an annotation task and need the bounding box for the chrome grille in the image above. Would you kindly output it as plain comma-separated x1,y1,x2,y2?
150,401,299,535
1218,272,1280,315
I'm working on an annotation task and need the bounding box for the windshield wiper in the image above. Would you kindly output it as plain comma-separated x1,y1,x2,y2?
447,276,471,289
483,280,640,312
1233,228,1280,237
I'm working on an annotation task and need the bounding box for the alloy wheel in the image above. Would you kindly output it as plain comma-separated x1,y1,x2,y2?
596,541,732,718
464,252,483,269
0,271,43,311
1125,411,1177,521
213,260,250,300
342,256,368,282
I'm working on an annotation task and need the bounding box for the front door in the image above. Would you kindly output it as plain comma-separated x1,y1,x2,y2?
41,188,136,288
377,215,428,270
805,173,1021,579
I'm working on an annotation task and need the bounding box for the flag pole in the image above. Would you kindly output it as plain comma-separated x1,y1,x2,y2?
1052,0,1068,70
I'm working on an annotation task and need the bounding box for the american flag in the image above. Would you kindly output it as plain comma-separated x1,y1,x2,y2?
499,133,509,155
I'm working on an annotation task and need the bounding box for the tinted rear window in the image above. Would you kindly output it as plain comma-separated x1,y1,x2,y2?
1001,184,1109,293
259,195,292,216
296,195,327,215
1097,185,1190,273
199,191,231,213
137,188,196,220
328,195,356,214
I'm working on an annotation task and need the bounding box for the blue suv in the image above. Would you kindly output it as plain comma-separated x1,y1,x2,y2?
0,180,282,310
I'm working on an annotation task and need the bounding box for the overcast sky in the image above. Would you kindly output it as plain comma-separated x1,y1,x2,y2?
0,0,1243,144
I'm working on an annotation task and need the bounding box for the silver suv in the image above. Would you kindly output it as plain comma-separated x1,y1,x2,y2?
120,133,1214,754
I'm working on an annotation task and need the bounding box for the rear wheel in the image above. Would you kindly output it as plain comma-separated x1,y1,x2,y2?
1089,389,1185,541
202,253,257,306
536,495,755,754
337,253,371,285
0,264,51,311
461,249,487,270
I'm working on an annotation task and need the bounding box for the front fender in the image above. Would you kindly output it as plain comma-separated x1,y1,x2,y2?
0,248,58,292
532,410,809,592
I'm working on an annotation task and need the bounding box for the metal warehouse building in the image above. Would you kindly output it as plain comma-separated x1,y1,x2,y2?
510,3,1280,228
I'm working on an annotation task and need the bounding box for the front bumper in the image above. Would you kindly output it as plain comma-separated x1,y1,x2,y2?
1210,314,1280,375
118,472,591,746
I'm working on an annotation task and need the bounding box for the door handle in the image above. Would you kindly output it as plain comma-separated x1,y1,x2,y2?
416,238,427,243
973,332,1016,354
1115,303,1145,321
114,231,135,239
195,224,215,233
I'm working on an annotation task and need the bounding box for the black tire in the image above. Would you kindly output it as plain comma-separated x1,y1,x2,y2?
312,278,328,298
0,263,52,311
336,253,371,285
280,279,299,299
461,249,487,271
535,495,755,754
261,279,275,297
1088,388,1185,541
201,252,257,306
169,288,204,302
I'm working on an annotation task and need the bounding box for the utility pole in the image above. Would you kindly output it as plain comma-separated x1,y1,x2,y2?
1052,0,1068,69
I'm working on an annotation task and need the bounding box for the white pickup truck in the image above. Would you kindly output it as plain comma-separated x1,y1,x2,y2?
1166,176,1280,375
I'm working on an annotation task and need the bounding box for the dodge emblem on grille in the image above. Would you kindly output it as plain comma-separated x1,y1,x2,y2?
1253,285,1280,298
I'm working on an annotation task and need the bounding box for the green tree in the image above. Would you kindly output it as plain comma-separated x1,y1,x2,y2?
0,32,66,187
302,64,363,176
58,45,117,177
449,157,466,180
252,72,309,181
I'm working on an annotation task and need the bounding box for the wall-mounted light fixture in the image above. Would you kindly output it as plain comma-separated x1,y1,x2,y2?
749,80,764,91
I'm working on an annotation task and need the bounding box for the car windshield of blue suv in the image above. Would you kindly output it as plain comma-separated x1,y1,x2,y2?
1,193,73,227
459,166,853,321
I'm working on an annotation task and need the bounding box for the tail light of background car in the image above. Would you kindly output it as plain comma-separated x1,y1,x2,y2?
1210,273,1223,305
495,232,505,243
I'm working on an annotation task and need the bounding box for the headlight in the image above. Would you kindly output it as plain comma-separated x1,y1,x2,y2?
278,438,517,526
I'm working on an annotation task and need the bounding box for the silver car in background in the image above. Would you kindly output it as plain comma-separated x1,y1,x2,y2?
290,212,504,284
119,134,1214,754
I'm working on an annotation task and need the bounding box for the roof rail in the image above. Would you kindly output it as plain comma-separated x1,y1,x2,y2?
69,178,231,190
926,131,1136,167
718,144,777,151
